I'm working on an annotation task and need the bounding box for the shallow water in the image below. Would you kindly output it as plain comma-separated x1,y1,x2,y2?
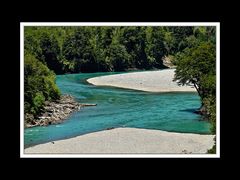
24,71,211,147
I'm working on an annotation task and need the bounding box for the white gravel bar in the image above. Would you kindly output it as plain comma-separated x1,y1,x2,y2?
87,69,196,92
25,128,214,154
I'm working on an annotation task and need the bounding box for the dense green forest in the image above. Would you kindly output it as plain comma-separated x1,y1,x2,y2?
24,26,216,148
25,26,214,74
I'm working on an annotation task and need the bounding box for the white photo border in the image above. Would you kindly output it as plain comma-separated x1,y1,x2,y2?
20,22,220,158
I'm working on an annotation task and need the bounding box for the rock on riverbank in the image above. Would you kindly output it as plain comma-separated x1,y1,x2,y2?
25,95,82,128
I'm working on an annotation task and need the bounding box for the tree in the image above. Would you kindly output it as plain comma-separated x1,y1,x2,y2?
145,27,167,68
91,27,116,72
25,26,216,74
174,42,215,101
108,42,130,71
24,52,60,116
39,33,63,74
174,41,216,137
163,31,175,55
169,26,194,53
194,26,216,45
120,27,148,69
62,28,95,72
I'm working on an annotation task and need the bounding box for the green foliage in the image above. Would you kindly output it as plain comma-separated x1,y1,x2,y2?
24,52,60,116
24,27,75,74
173,27,217,153
120,27,147,68
163,31,175,55
145,27,167,68
24,26,216,74
39,33,63,74
108,42,130,71
168,26,194,53
173,29,216,137
194,26,216,44
32,92,45,113
174,42,216,101
26,26,183,73
203,95,216,134
63,27,97,72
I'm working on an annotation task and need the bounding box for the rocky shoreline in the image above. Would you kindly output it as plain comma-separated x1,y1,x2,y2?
25,95,95,128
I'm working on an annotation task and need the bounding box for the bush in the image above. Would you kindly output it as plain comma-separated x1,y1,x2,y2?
31,92,45,114
203,96,216,134
24,52,60,116
108,43,130,71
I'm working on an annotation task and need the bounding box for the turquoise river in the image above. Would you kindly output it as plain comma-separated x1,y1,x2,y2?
24,71,211,148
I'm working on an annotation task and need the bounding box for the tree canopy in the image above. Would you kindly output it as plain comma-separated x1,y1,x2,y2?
173,27,216,135
24,52,60,117
26,26,198,74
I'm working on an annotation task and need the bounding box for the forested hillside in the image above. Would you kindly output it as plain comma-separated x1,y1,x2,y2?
25,26,215,74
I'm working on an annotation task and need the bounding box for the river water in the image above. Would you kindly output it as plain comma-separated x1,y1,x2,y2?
24,71,211,147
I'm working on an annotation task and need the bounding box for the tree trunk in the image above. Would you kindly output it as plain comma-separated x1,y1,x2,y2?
193,83,207,116
193,83,201,97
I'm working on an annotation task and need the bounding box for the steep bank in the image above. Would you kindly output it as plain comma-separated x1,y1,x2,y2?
25,127,214,154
